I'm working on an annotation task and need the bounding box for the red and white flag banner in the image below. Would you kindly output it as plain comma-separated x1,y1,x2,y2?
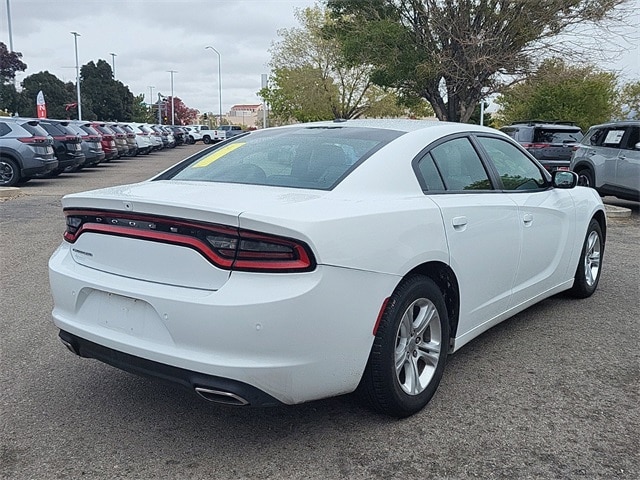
36,90,47,119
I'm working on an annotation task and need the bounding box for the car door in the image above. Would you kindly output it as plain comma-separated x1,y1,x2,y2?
474,135,576,307
616,125,640,195
415,135,520,336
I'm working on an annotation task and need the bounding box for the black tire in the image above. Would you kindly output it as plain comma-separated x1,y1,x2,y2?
576,168,594,188
568,219,604,298
202,135,212,144
0,157,21,187
358,275,449,417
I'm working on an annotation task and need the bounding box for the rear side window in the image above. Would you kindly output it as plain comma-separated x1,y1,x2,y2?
161,127,400,190
602,129,626,147
429,137,492,190
0,122,10,136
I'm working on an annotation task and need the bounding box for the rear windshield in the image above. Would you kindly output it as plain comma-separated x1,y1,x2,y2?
40,122,68,136
19,122,49,137
159,126,401,190
533,129,583,143
78,124,100,136
94,125,114,135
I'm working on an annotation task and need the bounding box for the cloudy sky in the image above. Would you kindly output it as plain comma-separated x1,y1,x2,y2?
2,0,638,117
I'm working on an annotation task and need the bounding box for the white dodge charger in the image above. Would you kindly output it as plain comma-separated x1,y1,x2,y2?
49,119,605,417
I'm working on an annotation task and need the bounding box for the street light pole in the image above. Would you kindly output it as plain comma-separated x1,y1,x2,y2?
6,0,13,52
157,93,163,124
110,52,117,79
167,70,177,125
71,31,82,120
205,46,222,125
148,85,154,118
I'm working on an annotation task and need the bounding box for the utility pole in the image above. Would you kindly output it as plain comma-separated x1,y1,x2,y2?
71,32,82,120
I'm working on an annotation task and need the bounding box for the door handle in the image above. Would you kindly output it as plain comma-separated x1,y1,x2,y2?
523,213,533,225
452,216,468,231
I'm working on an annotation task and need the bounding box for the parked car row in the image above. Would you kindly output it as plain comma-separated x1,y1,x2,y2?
0,117,195,187
501,119,639,202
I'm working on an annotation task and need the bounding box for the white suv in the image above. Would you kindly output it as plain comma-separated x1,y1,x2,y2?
570,120,640,202
184,126,203,143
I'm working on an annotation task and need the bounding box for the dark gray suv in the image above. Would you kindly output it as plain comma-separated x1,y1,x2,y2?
570,120,639,202
500,121,583,172
0,117,58,186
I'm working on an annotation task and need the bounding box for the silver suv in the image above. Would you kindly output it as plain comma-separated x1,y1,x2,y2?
0,117,58,187
570,120,640,202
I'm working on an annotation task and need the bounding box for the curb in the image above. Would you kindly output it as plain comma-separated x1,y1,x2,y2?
0,187,21,199
604,204,632,218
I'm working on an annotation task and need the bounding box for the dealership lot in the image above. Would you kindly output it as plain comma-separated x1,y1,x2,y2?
1,144,638,479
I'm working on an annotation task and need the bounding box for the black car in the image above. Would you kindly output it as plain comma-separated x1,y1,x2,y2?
66,121,106,168
38,119,86,175
500,120,583,172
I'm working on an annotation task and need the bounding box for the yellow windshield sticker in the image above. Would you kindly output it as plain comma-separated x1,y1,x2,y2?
192,143,246,168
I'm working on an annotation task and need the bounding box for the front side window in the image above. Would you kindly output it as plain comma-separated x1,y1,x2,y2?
161,126,401,190
478,136,547,191
622,126,640,150
429,137,492,190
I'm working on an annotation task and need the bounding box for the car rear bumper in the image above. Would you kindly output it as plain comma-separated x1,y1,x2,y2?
58,329,282,406
49,242,398,405
22,157,59,177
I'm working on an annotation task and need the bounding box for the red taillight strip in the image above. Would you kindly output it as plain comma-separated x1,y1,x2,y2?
63,209,315,273
66,223,235,268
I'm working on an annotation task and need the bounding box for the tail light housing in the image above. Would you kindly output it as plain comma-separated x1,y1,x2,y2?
18,136,51,145
63,210,316,273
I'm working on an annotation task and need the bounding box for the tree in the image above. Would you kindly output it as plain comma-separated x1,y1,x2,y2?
0,42,27,83
326,0,630,123
619,81,640,119
495,58,619,131
0,42,28,114
260,5,404,123
131,93,154,123
18,71,77,119
164,96,200,125
80,60,134,121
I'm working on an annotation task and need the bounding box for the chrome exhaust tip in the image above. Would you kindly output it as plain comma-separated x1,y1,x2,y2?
60,337,80,355
194,387,250,406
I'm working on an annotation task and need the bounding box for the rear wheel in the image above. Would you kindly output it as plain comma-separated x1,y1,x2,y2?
569,219,603,298
0,157,21,186
202,135,212,144
358,276,449,417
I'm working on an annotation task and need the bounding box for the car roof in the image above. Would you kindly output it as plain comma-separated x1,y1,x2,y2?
587,120,640,129
272,118,499,135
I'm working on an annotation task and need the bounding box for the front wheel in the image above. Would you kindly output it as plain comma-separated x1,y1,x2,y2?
358,276,449,417
576,168,594,188
569,219,604,298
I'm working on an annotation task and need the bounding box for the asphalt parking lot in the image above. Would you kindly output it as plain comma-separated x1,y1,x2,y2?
1,144,638,479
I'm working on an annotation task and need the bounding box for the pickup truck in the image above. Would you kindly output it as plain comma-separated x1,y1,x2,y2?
190,125,224,144
192,125,244,144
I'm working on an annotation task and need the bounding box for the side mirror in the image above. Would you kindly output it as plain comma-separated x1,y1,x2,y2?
552,170,578,189
634,142,640,151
